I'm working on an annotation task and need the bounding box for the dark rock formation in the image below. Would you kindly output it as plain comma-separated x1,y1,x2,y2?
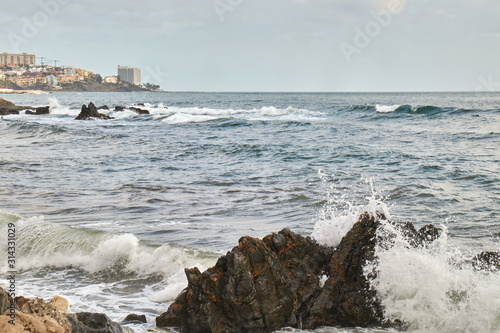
98,105,110,110
304,213,383,329
114,106,125,111
472,251,500,271
156,214,445,332
26,106,50,115
123,313,147,324
66,312,134,333
130,107,150,115
0,97,20,115
76,102,113,120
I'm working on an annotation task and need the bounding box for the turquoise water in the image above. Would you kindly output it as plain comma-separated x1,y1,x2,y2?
1,91,499,332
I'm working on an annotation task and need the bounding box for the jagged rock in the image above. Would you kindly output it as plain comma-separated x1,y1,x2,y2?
66,312,134,333
98,105,110,110
123,313,147,324
130,107,150,115
156,213,445,332
156,226,333,332
304,213,386,328
0,97,19,115
114,106,125,111
75,102,113,120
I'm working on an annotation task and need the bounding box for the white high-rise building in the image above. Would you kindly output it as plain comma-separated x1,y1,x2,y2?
117,65,141,85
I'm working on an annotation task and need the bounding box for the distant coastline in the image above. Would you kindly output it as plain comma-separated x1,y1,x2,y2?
1,53,161,93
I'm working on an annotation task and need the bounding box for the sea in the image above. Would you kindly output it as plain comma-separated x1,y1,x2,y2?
1,91,499,332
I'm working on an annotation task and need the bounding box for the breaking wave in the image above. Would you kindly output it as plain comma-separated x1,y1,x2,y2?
0,210,218,302
311,176,500,333
366,220,500,332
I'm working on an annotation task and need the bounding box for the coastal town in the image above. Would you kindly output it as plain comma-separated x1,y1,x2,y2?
0,52,160,92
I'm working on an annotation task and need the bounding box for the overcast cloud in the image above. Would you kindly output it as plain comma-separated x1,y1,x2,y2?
1,0,499,92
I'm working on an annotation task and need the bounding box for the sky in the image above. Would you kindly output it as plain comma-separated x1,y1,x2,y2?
1,0,499,92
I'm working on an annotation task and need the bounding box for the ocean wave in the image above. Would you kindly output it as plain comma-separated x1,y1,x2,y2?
0,210,217,285
348,104,478,115
2,97,324,124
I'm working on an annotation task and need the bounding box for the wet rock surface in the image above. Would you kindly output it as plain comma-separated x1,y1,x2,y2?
157,214,384,332
75,102,114,120
156,213,450,333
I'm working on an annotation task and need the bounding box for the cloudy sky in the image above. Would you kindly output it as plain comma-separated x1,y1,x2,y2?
1,0,499,92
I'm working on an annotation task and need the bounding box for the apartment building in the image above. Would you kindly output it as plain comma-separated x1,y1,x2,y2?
0,53,36,66
117,65,141,85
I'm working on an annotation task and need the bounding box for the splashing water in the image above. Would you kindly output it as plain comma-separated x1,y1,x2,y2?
365,219,500,332
311,172,390,247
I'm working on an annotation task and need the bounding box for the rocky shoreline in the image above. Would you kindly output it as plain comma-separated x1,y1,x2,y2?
0,289,136,333
2,98,499,332
0,98,152,119
1,212,498,333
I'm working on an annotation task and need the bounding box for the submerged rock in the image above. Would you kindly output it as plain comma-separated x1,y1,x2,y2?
75,102,113,120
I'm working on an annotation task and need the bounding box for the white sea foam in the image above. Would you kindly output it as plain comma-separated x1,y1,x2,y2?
46,97,79,116
259,106,293,116
108,110,138,120
376,105,400,113
310,177,500,332
162,113,220,124
366,220,500,332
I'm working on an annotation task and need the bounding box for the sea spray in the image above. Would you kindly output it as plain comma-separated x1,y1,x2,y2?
365,219,500,332
312,172,390,247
